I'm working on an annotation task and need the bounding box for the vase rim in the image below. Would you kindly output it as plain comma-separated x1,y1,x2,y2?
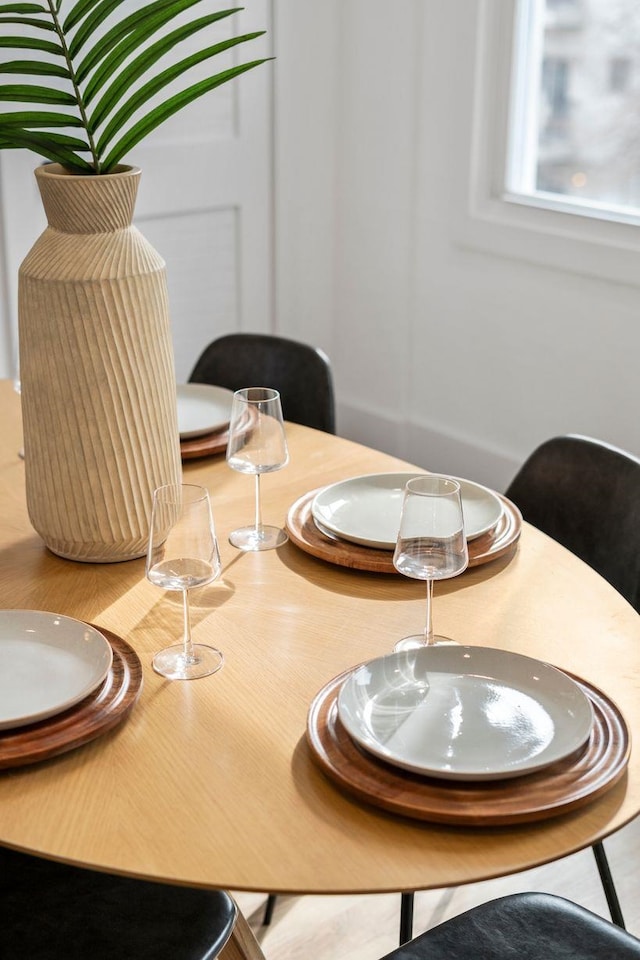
35,163,141,180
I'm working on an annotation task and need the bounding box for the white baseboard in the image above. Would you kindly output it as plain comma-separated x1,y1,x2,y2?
336,400,520,493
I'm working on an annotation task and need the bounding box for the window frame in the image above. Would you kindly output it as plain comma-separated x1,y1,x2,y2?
453,0,640,289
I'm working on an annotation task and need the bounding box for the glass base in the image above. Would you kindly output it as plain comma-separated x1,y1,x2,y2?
394,634,459,652
152,643,224,680
229,524,288,552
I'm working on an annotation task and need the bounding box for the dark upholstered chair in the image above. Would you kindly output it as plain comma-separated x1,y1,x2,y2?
503,433,640,929
0,846,237,960
394,434,640,943
505,434,640,611
189,332,336,434
381,893,640,960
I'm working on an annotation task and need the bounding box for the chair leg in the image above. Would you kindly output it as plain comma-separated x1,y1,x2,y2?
262,893,277,926
592,841,625,928
399,892,414,945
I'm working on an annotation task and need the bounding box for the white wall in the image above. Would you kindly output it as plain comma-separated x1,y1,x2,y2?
3,0,639,494
274,0,640,491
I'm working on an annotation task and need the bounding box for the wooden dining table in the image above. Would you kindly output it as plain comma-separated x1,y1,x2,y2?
1,378,640,958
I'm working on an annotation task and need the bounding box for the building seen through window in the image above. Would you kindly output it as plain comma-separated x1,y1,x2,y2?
509,0,640,215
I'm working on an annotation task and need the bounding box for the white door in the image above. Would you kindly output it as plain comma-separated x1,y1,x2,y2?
0,1,274,383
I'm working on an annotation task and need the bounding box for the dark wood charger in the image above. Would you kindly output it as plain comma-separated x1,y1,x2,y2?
286,489,522,573
306,667,630,826
180,427,229,460
0,626,143,769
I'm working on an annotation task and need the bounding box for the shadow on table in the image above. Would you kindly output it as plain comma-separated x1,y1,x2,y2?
275,539,518,601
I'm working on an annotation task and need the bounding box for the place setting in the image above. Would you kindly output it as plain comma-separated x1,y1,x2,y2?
305,476,630,825
177,383,235,460
0,610,143,769
285,470,523,573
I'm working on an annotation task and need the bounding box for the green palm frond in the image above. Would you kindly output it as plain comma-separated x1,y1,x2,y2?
0,59,69,76
0,1,270,173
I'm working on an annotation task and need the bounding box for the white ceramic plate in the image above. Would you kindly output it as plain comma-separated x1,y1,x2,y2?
0,611,113,730
176,383,234,439
311,473,503,548
337,645,594,781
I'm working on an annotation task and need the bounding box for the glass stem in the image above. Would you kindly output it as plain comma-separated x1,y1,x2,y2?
254,473,262,534
424,578,435,645
182,589,196,662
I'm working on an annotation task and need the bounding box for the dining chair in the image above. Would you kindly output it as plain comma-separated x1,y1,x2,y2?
0,846,238,960
503,432,640,930
379,892,640,960
189,332,336,434
393,434,640,943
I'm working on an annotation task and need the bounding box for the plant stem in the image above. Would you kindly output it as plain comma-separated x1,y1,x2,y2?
46,0,100,172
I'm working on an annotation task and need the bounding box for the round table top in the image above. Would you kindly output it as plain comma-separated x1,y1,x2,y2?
0,380,639,895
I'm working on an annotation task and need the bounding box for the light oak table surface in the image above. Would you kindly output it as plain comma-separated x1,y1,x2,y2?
1,379,639,904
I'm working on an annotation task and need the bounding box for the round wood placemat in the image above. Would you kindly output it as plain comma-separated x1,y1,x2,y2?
286,489,522,573
306,667,630,826
0,626,143,768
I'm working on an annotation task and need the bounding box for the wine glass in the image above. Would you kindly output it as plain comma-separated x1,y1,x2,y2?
393,475,468,651
226,387,289,551
146,483,223,680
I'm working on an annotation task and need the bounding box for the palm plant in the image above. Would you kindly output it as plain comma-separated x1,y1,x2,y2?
0,0,268,174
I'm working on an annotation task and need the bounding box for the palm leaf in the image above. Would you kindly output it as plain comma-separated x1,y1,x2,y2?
73,0,232,79
0,60,69,78
0,84,77,105
0,3,46,11
0,15,53,28
90,30,263,131
96,38,264,152
0,109,83,126
61,0,99,31
0,36,63,54
0,127,91,168
77,3,238,88
100,59,268,171
68,0,201,60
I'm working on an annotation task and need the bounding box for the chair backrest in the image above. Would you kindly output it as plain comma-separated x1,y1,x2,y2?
505,434,640,612
189,333,336,434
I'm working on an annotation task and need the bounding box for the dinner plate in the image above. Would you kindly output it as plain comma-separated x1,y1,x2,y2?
311,473,503,548
0,611,113,731
337,646,594,781
176,383,234,439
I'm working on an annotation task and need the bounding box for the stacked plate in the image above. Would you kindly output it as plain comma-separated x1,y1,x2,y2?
311,472,504,550
177,384,235,459
335,645,595,782
0,610,113,731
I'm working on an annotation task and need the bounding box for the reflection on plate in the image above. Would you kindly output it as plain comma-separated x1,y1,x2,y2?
176,383,234,439
311,473,503,549
337,646,594,781
0,611,113,731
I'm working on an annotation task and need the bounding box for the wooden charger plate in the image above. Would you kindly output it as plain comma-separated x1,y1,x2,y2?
0,626,143,769
180,428,229,460
286,489,522,573
306,668,630,826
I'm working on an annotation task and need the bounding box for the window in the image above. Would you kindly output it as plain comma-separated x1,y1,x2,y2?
507,0,640,217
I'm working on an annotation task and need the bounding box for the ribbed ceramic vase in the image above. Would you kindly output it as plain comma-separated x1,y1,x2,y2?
18,163,182,562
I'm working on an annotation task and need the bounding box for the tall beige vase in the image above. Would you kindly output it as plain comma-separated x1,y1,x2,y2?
18,163,182,563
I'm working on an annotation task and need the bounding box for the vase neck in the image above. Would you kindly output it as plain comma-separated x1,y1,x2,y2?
34,164,141,233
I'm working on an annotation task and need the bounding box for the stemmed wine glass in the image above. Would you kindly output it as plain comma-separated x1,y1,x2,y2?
393,475,468,651
146,483,223,680
226,387,289,551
